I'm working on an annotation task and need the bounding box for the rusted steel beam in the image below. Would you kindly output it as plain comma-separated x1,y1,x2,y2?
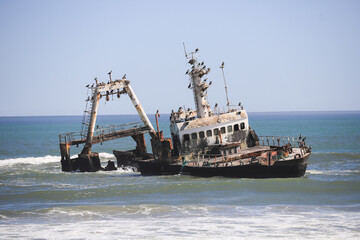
81,89,100,155
60,143,72,171
124,83,156,137
131,134,147,157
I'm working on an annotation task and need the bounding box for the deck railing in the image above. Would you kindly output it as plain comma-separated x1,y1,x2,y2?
184,136,303,167
59,121,146,145
258,136,301,147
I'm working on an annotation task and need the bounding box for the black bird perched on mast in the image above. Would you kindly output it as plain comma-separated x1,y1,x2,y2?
185,70,189,74
108,71,112,83
195,48,199,52
188,83,191,88
201,61,204,65
86,84,89,87
209,81,212,85
122,74,126,79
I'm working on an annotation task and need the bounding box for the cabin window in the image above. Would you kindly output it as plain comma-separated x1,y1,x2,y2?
234,124,239,131
240,122,245,130
221,127,226,134
191,132,197,140
199,131,205,139
227,125,233,132
183,134,190,141
237,111,241,115
214,128,219,136
206,130,212,137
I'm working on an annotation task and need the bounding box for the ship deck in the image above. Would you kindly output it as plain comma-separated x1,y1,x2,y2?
236,145,271,155
185,146,306,168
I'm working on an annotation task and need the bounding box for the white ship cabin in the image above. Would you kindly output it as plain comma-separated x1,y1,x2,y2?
171,47,257,156
170,109,250,155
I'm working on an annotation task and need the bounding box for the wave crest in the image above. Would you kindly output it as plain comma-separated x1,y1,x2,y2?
0,155,59,167
0,152,116,168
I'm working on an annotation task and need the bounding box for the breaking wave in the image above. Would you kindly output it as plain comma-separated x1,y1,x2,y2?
0,152,116,168
307,169,360,176
0,155,59,167
1,205,359,240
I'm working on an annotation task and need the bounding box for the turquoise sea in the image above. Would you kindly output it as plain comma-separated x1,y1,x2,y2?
0,111,359,239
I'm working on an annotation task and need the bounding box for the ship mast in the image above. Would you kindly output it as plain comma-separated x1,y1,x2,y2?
184,45,212,118
220,62,230,107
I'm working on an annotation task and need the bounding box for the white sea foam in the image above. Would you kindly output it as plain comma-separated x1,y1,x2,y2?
0,155,59,167
91,167,138,175
99,152,115,159
0,152,116,168
0,205,359,240
307,169,360,176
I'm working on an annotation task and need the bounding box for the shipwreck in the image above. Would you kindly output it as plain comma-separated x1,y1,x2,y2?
59,48,311,178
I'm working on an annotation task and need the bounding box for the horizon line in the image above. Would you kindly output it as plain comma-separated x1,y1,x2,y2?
1,109,360,118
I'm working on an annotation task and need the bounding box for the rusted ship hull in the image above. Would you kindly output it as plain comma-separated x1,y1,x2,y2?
182,155,309,178
134,154,309,178
136,160,182,176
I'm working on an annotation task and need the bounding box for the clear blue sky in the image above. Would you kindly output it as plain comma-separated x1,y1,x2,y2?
0,0,359,116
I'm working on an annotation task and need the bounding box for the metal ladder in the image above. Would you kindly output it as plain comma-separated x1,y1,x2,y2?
81,87,95,139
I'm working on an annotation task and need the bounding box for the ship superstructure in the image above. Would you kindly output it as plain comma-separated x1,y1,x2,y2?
169,48,257,160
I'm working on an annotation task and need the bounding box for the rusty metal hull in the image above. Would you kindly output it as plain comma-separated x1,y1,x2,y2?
182,154,310,178
136,160,182,176
133,154,309,178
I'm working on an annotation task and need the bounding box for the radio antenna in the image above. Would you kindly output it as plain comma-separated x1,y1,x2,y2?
183,42,188,58
220,61,230,107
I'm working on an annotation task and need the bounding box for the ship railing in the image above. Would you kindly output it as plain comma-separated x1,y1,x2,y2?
258,136,301,148
213,105,241,115
185,136,303,167
186,153,245,167
59,131,84,145
59,121,145,145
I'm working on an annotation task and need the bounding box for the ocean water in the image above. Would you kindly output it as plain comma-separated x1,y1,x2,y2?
0,112,359,239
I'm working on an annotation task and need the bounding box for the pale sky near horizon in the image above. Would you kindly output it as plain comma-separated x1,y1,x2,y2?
0,0,359,116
